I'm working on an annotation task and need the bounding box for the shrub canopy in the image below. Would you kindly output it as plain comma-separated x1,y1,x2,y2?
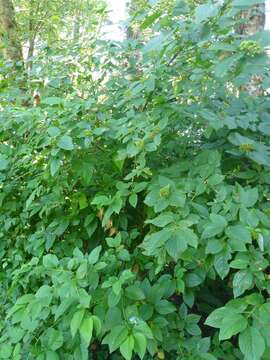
0,0,270,359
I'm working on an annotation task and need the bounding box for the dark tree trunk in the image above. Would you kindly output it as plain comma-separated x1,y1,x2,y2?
0,0,22,61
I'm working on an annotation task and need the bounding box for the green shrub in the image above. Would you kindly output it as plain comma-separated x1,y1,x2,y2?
0,0,270,359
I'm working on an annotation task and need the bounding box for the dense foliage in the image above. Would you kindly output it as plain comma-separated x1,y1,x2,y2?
0,0,270,359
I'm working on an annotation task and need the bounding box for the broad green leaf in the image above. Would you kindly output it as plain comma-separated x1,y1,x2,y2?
239,187,258,208
185,273,203,287
165,230,187,259
88,246,102,265
195,3,219,23
43,97,63,105
43,254,59,268
226,225,251,243
155,300,176,315
142,229,171,256
219,313,247,340
47,328,64,351
239,327,265,360
79,316,93,346
0,344,12,359
233,271,253,298
215,54,242,78
70,309,85,338
258,122,270,136
202,214,227,238
214,250,231,279
50,158,60,176
134,332,147,360
48,126,61,137
0,157,9,171
46,351,59,360
206,239,224,254
205,307,227,328
145,212,175,228
141,11,161,29
129,193,138,208
120,335,134,360
102,325,129,353
57,135,74,151
125,285,145,301
92,315,102,335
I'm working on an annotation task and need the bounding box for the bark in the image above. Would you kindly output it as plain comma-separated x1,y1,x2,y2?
27,36,35,69
0,0,22,61
238,3,265,36
239,2,266,96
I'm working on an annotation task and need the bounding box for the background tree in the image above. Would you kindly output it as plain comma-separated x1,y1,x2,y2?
0,0,22,61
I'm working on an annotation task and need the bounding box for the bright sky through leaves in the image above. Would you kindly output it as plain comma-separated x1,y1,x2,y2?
106,0,270,38
104,0,128,40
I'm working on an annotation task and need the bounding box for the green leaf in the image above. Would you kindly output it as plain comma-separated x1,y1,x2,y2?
43,254,59,268
142,229,170,256
0,156,9,171
155,300,176,315
48,126,61,137
214,249,231,279
145,212,175,227
46,351,59,360
0,344,12,359
205,307,227,328
233,271,253,298
125,285,145,301
202,214,227,238
206,239,223,254
57,135,74,151
195,3,219,23
50,158,60,176
129,193,138,208
134,332,147,360
47,328,64,351
185,273,203,287
258,122,270,136
43,97,63,105
219,313,247,340
79,316,93,346
165,229,187,259
239,187,258,208
214,54,242,78
92,315,102,335
76,262,88,279
102,325,129,353
88,246,102,265
120,335,134,360
141,11,161,29
106,233,121,248
239,327,265,360
226,225,252,243
70,309,85,338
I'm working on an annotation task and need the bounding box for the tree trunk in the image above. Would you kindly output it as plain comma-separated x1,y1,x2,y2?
27,36,35,70
0,0,22,61
239,2,266,96
238,3,265,36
